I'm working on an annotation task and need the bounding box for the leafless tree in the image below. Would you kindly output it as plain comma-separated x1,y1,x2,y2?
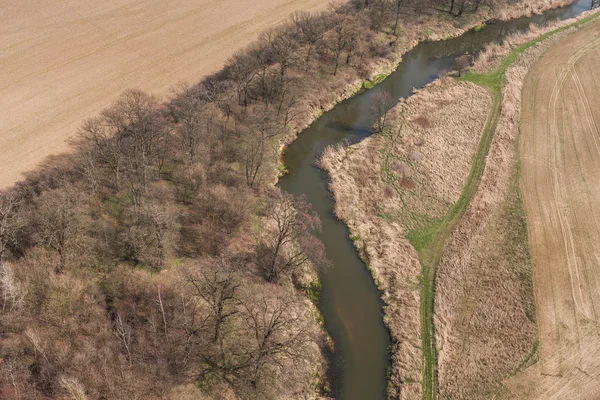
393,0,406,34
291,11,327,69
185,259,240,342
79,90,169,208
138,201,180,269
266,29,301,93
455,54,473,76
170,86,218,166
367,0,391,31
32,187,86,272
240,295,312,389
0,190,21,262
325,13,355,76
371,91,396,132
114,313,134,366
223,51,260,108
60,376,88,400
240,109,280,189
78,116,124,189
259,192,325,282
0,263,25,313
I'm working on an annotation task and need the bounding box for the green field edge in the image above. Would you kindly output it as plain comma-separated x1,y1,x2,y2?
409,11,600,400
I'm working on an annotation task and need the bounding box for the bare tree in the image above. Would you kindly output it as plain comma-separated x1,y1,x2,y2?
240,295,312,389
0,263,25,313
393,0,406,35
325,13,354,76
32,187,86,272
267,29,301,93
0,190,21,262
135,183,180,269
139,203,179,269
240,109,280,189
185,259,240,342
79,90,169,208
78,116,124,189
259,192,325,282
371,91,396,133
367,0,391,31
114,313,134,366
455,54,473,76
223,51,260,107
1,352,22,400
291,11,327,69
60,376,88,400
171,87,217,165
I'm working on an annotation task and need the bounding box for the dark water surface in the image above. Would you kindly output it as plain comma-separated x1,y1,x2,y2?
278,1,596,398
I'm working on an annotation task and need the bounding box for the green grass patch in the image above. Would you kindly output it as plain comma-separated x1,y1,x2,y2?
276,161,289,176
364,72,390,89
306,279,322,306
514,339,539,374
505,163,536,323
412,11,600,400
305,278,325,325
473,22,487,32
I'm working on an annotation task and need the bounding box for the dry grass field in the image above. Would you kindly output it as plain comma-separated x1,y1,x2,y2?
0,0,327,189
506,19,600,399
321,78,491,398
320,5,600,399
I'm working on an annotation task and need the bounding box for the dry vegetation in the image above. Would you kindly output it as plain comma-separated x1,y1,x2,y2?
0,87,329,399
321,3,600,399
435,9,600,399
0,0,592,399
321,78,491,398
0,2,513,398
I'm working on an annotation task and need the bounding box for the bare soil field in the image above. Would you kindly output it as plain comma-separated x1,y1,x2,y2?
507,19,600,399
321,78,491,398
0,0,327,189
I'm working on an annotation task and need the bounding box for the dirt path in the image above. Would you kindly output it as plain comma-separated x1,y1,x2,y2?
509,20,600,399
0,0,326,189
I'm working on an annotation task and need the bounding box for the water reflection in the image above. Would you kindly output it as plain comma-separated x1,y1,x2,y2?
278,1,595,398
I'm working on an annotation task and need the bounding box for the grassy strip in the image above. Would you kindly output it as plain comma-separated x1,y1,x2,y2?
364,72,391,89
409,11,600,400
507,159,537,324
409,87,501,400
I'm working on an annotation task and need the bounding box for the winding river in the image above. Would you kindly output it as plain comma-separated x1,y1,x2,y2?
278,1,595,398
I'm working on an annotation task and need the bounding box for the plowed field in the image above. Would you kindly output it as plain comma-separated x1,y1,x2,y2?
509,20,600,399
0,0,326,188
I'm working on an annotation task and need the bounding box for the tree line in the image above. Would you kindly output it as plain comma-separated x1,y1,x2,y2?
0,1,520,398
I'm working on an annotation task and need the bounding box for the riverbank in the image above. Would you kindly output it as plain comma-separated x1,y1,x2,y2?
1,2,590,399
320,77,492,398
282,0,579,151
324,4,600,398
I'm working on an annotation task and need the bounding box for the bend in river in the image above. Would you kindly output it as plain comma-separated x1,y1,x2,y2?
277,1,596,398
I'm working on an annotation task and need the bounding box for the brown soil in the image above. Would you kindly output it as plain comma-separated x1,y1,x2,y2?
506,19,600,399
0,0,327,189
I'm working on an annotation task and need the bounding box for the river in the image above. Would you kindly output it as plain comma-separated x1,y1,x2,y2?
277,1,596,398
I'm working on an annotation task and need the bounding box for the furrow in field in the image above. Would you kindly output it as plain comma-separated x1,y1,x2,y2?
511,20,600,399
